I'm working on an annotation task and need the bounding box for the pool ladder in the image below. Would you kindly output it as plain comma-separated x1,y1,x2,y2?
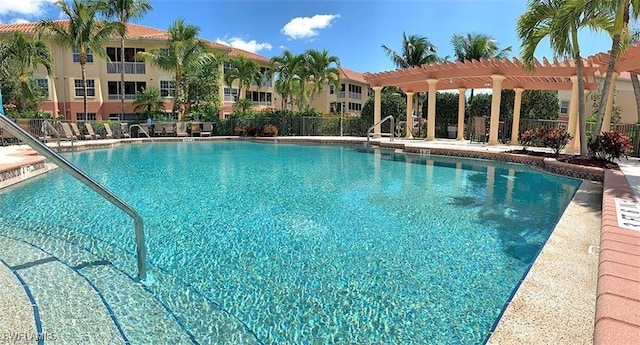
129,124,155,142
366,115,395,146
0,113,149,283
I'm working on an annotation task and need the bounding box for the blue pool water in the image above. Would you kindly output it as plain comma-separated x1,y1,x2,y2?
0,142,580,343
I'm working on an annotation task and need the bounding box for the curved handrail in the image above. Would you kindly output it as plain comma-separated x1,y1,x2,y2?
366,115,395,145
0,114,149,283
129,124,154,142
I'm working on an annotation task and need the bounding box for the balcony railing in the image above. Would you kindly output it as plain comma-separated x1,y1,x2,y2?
106,62,146,74
349,92,362,99
252,101,272,106
108,94,137,100
337,91,346,98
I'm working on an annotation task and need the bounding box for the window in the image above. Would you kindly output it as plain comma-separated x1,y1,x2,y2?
72,47,93,63
36,79,49,98
223,61,233,74
108,81,146,99
368,88,374,97
329,85,334,94
74,79,95,97
348,102,362,112
224,87,238,102
160,80,175,97
348,84,362,99
76,113,96,121
107,47,145,62
337,83,346,98
248,91,272,105
560,100,569,115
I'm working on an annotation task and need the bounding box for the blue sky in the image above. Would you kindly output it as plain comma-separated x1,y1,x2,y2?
0,0,614,74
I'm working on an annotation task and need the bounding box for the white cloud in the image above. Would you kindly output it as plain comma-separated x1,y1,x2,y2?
279,45,287,50
216,37,273,53
0,0,56,17
10,18,31,24
281,14,340,40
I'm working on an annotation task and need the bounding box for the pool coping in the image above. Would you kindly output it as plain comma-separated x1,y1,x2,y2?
0,136,615,343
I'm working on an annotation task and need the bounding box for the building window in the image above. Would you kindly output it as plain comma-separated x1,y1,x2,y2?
76,113,96,121
338,83,346,98
36,79,49,98
368,88,374,97
224,87,238,102
329,85,334,94
248,91,272,105
348,102,362,112
72,47,93,63
223,61,233,74
560,100,569,115
108,81,146,100
106,47,145,62
74,79,95,97
348,84,362,99
160,80,175,97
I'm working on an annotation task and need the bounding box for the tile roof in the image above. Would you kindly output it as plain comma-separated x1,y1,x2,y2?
227,47,270,63
339,67,366,84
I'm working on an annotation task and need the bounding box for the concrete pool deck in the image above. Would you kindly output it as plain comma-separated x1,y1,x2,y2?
0,136,638,344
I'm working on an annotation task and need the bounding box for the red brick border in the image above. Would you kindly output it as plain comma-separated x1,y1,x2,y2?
595,169,640,344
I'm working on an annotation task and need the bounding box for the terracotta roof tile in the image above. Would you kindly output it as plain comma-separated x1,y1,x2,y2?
228,47,270,63
339,67,367,84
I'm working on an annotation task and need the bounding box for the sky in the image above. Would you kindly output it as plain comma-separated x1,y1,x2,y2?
0,0,615,74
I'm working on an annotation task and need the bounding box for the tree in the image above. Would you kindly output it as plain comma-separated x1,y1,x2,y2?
0,31,53,111
591,0,639,138
133,86,163,115
381,33,440,122
137,18,220,120
183,63,221,120
517,0,608,155
224,55,263,102
38,0,122,120
588,85,622,123
361,92,406,124
100,0,152,119
450,32,512,105
302,49,340,109
270,50,304,110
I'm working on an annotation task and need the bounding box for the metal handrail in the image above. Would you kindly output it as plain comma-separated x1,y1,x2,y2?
0,114,149,283
367,115,395,145
129,124,154,142
41,120,61,151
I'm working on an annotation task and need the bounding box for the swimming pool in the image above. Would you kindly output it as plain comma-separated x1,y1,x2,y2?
0,141,580,343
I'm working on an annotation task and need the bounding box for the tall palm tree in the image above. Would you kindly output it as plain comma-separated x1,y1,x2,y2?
101,0,152,119
381,33,440,121
0,31,53,111
270,50,304,110
38,0,122,120
451,32,512,105
137,18,219,120
592,0,640,138
303,49,340,110
518,0,609,155
224,55,263,102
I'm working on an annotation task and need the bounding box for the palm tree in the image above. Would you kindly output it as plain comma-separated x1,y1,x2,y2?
451,32,512,105
133,86,163,113
381,33,440,121
270,50,304,110
303,49,340,110
0,31,53,111
224,55,263,103
100,0,152,119
137,18,219,120
592,0,640,138
518,0,609,155
38,0,122,120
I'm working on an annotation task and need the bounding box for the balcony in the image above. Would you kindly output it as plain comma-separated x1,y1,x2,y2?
337,91,346,98
252,101,272,106
348,92,362,100
106,62,146,74
108,94,137,100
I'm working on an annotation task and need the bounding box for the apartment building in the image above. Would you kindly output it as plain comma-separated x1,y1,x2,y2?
311,67,371,116
0,21,277,121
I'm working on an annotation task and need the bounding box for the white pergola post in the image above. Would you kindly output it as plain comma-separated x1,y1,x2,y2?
405,91,414,139
426,78,438,141
456,88,466,141
488,74,505,145
510,87,524,145
372,86,382,138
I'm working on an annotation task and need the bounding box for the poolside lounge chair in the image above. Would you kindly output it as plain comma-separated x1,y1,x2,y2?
0,127,18,146
103,123,114,139
201,122,212,137
60,123,77,140
71,123,90,140
138,123,150,138
120,123,130,138
191,122,201,137
165,123,176,137
471,117,488,143
153,123,164,136
85,123,101,139
176,123,188,137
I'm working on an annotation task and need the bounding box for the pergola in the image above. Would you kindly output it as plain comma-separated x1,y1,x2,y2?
363,57,602,151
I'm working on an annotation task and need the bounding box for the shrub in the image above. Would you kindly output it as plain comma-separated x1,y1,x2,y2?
262,124,278,136
588,131,632,162
519,129,537,152
234,126,246,136
541,127,572,155
245,125,258,137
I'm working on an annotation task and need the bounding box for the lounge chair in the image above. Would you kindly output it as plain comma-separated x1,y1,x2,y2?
165,123,176,137
176,122,188,137
0,127,18,146
191,122,201,137
85,123,101,139
201,122,212,137
138,123,150,138
120,123,130,138
71,122,90,140
60,123,77,140
103,123,114,139
153,123,164,136
471,117,488,143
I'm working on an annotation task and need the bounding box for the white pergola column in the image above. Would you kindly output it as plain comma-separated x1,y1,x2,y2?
488,74,505,145
510,87,524,145
456,88,466,141
405,91,414,139
566,75,579,152
426,78,438,141
372,86,382,138
602,72,620,132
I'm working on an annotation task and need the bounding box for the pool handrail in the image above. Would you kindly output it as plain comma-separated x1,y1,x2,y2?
366,115,395,145
0,113,149,283
41,119,62,151
129,124,154,142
